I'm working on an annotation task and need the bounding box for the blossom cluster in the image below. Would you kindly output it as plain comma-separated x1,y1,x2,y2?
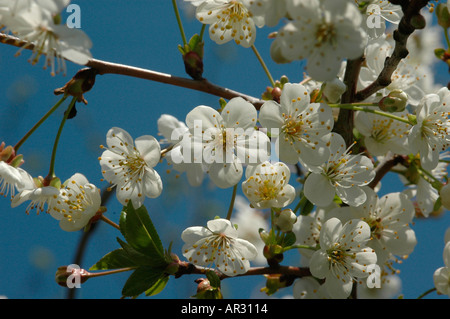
0,0,450,299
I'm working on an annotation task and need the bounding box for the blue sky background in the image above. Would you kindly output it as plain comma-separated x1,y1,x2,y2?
0,0,449,299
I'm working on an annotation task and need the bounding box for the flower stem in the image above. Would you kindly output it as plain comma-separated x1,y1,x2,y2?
87,267,136,279
100,214,120,231
282,244,319,253
226,184,238,220
47,96,77,180
329,103,412,125
417,287,436,299
199,24,206,41
14,95,68,152
172,0,187,46
251,44,275,87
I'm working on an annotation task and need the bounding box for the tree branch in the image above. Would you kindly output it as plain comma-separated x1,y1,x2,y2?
0,32,264,109
355,0,430,102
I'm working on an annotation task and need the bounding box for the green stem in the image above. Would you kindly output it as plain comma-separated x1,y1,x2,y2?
417,287,436,299
87,267,136,279
444,27,450,50
329,103,412,125
47,97,77,180
14,95,68,152
282,244,319,253
226,184,238,220
199,24,206,41
172,0,187,46
251,44,275,87
417,166,443,190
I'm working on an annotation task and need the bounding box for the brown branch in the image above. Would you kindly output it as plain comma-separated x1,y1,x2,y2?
333,56,365,148
355,0,431,102
0,32,264,109
174,261,311,280
368,154,406,189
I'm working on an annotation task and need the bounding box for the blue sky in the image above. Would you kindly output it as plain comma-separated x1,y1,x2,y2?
0,0,449,299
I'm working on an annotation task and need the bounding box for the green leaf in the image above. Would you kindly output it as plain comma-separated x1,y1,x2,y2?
282,232,296,247
145,275,169,297
119,202,164,260
117,238,167,267
206,270,221,289
121,266,166,298
89,248,140,271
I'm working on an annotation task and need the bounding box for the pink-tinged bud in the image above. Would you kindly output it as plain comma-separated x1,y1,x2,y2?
183,51,204,81
193,278,223,299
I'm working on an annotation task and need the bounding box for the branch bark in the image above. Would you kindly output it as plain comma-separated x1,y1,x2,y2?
0,32,264,109
355,0,431,102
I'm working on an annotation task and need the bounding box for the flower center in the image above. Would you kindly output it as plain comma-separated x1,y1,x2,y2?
257,180,279,201
283,118,304,137
315,23,336,47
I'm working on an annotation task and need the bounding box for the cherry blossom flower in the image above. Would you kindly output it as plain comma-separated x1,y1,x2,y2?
408,87,450,171
241,161,296,209
358,0,402,39
99,127,163,209
181,218,258,276
338,188,417,264
433,241,450,296
185,97,270,188
243,0,286,27
258,83,334,166
303,133,376,207
359,36,431,106
293,276,329,299
309,217,377,299
49,173,101,232
354,108,411,156
0,161,35,199
194,0,261,48
11,184,60,214
157,114,206,187
270,0,367,81
0,0,92,75
230,195,269,265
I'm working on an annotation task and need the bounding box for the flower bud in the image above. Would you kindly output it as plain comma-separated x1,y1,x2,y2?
322,78,347,103
193,278,223,299
274,209,297,232
436,3,450,29
0,145,14,162
439,183,450,210
183,51,204,81
378,89,408,112
54,68,97,105
55,265,89,288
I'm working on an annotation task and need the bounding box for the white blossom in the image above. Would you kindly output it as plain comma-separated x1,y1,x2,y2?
49,173,101,232
433,241,450,296
0,0,92,76
185,97,270,188
258,83,334,166
181,218,258,276
338,188,417,264
99,127,163,209
243,0,286,27
309,217,377,299
195,0,261,48
354,108,411,156
0,161,34,199
271,0,367,81
408,88,450,171
303,133,376,207
241,161,296,209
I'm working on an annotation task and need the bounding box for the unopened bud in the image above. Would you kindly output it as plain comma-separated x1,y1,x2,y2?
183,51,204,80
54,68,97,105
274,209,297,232
194,278,223,299
436,3,450,29
55,265,89,288
378,89,408,112
322,78,347,103
0,145,14,162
